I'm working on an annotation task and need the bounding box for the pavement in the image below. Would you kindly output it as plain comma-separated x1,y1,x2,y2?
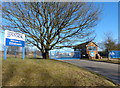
62,59,120,84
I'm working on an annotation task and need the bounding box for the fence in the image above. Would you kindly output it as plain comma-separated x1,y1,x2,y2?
49,50,81,60
2,46,81,60
2,45,42,59
109,50,120,58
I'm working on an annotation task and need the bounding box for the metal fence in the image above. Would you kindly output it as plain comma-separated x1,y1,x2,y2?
109,50,120,58
2,45,42,59
49,50,81,60
2,46,81,60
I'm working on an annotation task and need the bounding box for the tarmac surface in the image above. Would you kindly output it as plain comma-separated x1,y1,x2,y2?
63,59,120,84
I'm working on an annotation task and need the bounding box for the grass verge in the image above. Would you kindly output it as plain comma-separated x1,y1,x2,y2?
2,58,118,86
88,58,120,64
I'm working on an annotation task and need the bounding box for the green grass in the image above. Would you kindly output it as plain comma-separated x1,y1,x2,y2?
88,58,120,64
2,58,117,86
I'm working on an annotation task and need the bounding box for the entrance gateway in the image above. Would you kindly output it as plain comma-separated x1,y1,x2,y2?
4,30,25,60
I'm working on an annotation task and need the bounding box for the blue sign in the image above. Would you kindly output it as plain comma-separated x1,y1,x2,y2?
109,51,120,58
4,30,25,47
6,38,25,47
4,30,25,60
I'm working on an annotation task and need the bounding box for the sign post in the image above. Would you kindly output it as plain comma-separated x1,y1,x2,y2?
34,50,36,58
4,30,25,60
22,47,25,59
4,45,7,60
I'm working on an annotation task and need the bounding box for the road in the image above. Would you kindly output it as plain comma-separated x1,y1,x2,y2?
63,59,120,84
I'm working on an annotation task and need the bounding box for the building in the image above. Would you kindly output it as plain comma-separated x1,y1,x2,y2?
74,41,100,59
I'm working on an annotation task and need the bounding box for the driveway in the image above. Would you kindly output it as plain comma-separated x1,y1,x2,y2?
63,59,120,84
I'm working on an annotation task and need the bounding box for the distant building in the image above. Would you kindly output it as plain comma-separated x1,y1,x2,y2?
74,42,100,59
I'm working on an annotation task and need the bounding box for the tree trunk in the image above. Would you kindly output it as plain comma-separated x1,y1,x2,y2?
42,50,49,59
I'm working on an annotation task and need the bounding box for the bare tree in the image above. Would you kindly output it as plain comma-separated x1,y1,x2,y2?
98,33,119,52
117,43,120,50
2,2,101,59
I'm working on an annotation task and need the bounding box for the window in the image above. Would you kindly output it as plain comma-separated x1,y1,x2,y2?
76,49,80,51
88,46,96,51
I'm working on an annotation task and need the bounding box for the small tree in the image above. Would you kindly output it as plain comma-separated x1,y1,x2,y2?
117,43,120,50
2,2,101,59
98,33,119,58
